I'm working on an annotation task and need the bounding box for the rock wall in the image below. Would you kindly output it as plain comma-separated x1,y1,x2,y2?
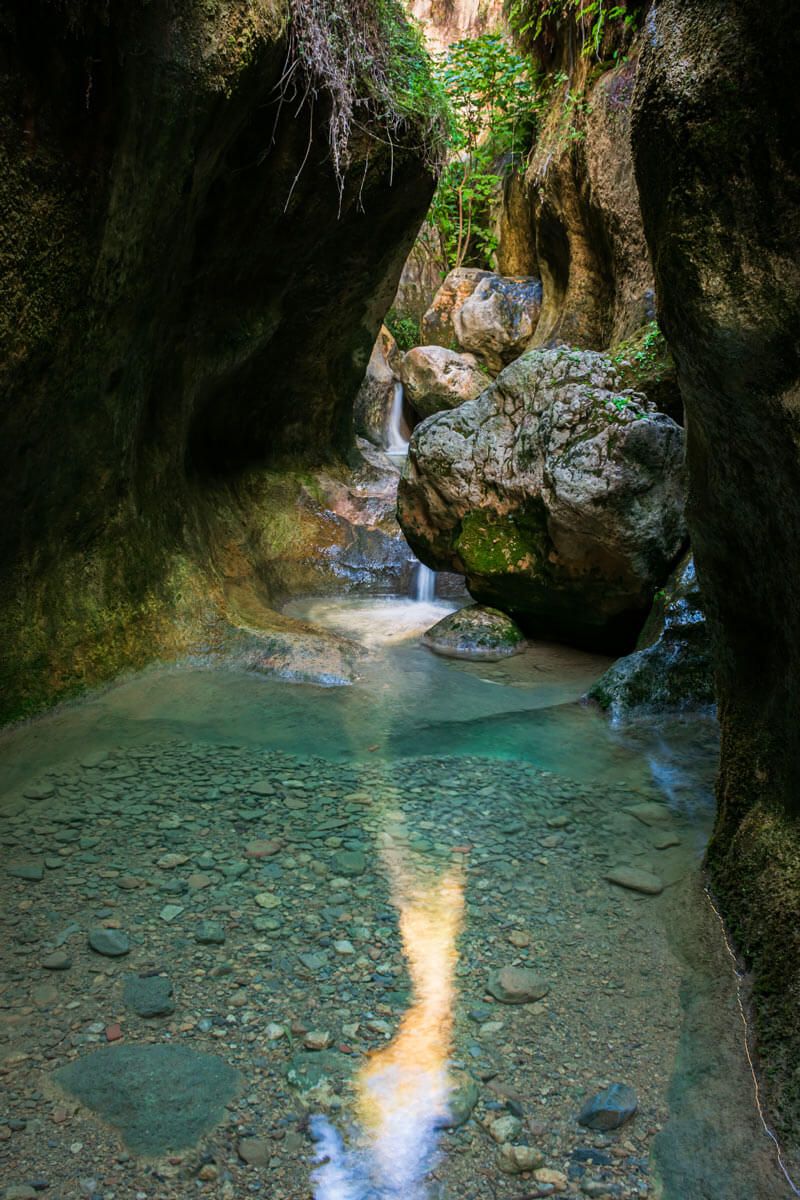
406,0,505,54
632,0,800,1140
0,0,436,721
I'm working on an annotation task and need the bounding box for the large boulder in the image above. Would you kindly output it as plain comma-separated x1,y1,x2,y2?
399,345,488,419
453,273,543,372
397,345,687,652
587,552,714,719
421,268,542,371
421,605,526,661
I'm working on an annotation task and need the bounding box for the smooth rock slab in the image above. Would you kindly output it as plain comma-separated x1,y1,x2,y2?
577,1082,638,1130
54,1045,242,1155
7,862,44,881
88,929,130,957
123,975,175,1018
605,867,663,895
486,966,550,1004
421,605,526,661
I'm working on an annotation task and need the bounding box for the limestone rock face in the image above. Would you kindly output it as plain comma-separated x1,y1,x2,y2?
0,0,436,721
397,346,687,652
354,327,399,447
421,269,543,372
527,51,654,350
400,346,487,420
421,268,493,349
632,0,800,1135
453,274,544,372
588,552,714,719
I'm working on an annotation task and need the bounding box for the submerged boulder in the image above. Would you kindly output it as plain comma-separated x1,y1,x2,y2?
421,605,526,661
587,552,714,719
397,345,687,652
400,345,488,419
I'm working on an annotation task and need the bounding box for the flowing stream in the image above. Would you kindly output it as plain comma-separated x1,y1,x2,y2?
0,595,793,1199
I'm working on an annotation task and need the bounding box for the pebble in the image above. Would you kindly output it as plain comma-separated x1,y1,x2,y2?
496,1144,545,1174
159,904,185,922
123,974,175,1017
486,966,550,1004
254,892,281,909
195,920,225,944
489,1114,522,1143
605,867,663,895
40,951,72,970
7,863,44,881
577,1083,638,1130
88,929,130,956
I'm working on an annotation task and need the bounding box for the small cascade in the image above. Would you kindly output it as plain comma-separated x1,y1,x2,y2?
411,562,436,603
386,380,410,454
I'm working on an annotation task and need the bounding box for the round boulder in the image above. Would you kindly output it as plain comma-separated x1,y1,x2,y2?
453,274,543,373
400,346,488,420
421,605,526,661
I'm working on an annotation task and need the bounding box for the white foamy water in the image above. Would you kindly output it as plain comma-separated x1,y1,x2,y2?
411,563,436,604
386,381,410,454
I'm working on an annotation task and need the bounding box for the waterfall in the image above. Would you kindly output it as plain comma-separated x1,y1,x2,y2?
386,380,409,454
411,562,436,603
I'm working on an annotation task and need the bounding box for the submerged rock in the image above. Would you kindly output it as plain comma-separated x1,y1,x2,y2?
577,1083,638,1130
587,553,714,719
421,605,526,661
398,345,687,652
486,966,550,1004
400,345,488,419
242,630,366,688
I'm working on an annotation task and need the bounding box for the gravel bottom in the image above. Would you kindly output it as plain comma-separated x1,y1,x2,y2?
0,740,789,1200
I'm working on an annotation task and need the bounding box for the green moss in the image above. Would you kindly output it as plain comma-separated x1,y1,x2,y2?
455,508,548,577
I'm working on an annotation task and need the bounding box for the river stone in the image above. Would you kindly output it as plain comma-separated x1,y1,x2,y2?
195,920,225,945
7,862,44,881
489,1114,522,1143
237,1137,271,1167
421,605,526,661
486,966,550,1004
123,975,175,1017
496,1143,546,1174
605,867,663,895
53,1045,242,1154
577,1083,638,1130
88,929,130,957
435,1071,479,1129
330,849,366,877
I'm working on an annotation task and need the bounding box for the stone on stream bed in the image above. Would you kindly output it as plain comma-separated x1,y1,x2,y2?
577,1082,638,1130
486,966,550,1004
123,974,175,1017
87,929,130,957
436,1072,480,1129
421,605,526,661
496,1143,546,1174
53,1045,242,1155
605,867,663,895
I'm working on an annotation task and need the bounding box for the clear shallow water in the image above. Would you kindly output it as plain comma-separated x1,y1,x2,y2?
0,596,794,1198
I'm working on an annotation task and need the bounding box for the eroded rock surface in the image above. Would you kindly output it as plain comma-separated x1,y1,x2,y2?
400,345,488,419
354,326,400,446
588,553,713,719
398,345,686,651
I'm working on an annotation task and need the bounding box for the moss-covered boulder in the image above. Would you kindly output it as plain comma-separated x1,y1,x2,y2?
0,0,440,723
397,344,686,652
587,552,714,719
421,604,526,661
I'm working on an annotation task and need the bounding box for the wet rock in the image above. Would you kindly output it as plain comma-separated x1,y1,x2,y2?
123,975,175,1018
588,553,713,719
4,1186,39,1200
194,921,225,945
436,1072,479,1129
489,1114,522,1143
605,867,663,895
496,1143,545,1174
398,345,686,653
421,605,526,662
577,1083,638,1130
486,966,550,1004
422,268,494,350
237,1137,271,1166
242,630,366,688
330,850,366,877
303,1030,333,1050
54,1044,242,1155
88,929,130,957
7,862,44,881
400,346,488,420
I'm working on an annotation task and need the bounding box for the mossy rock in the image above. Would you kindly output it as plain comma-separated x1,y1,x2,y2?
421,604,526,661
